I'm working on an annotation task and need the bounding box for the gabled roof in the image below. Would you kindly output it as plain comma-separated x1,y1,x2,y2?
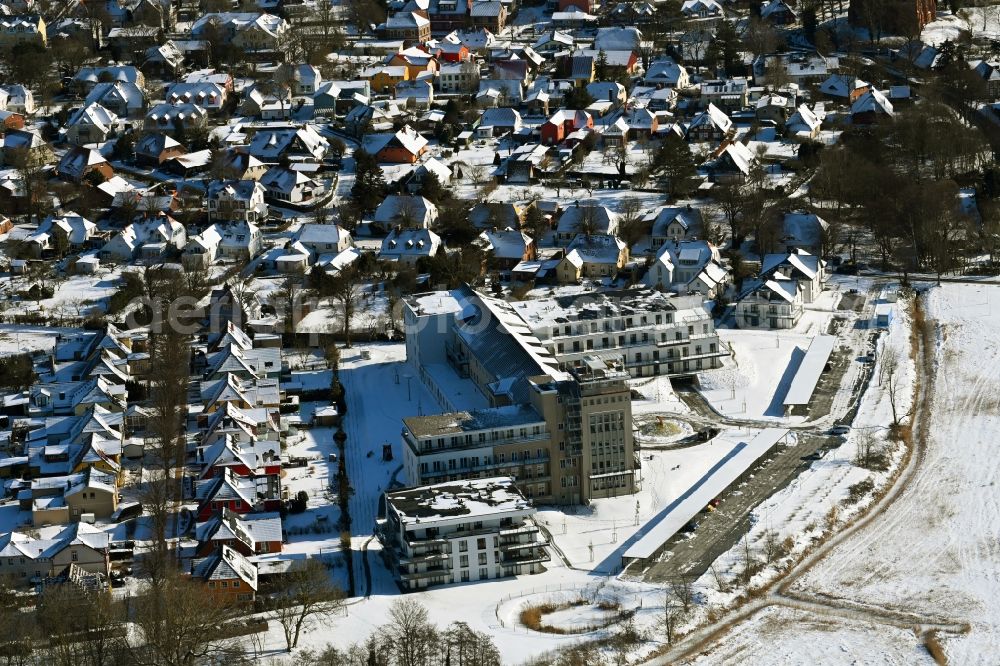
191,544,258,590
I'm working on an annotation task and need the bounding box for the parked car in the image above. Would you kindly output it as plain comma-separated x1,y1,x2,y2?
828,425,850,435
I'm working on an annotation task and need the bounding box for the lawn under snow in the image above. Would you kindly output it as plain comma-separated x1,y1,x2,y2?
693,282,1000,663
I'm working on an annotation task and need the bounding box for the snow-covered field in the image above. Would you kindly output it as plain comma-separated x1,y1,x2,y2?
689,606,937,665
686,282,1000,663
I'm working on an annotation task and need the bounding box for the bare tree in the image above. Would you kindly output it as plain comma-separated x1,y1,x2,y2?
880,346,908,427
271,559,346,651
386,598,439,666
130,572,248,666
670,576,694,613
661,595,679,644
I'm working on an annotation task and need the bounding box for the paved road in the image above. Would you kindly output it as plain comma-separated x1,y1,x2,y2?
632,286,880,583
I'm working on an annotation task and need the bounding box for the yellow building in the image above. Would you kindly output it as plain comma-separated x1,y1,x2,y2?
0,15,46,47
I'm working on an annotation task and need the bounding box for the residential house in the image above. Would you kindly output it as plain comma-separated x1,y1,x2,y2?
755,94,792,126
686,103,732,143
786,104,822,139
780,211,829,255
476,107,523,137
194,469,281,521
700,78,749,110
437,62,479,93
165,81,227,113
0,84,34,115
72,65,144,95
649,206,703,247
850,89,894,124
374,195,438,230
736,276,802,329
477,229,535,269
275,63,322,96
183,222,263,268
819,74,870,101
190,544,258,603
24,213,96,258
291,223,353,256
711,140,756,183
387,46,439,79
554,204,618,244
380,227,442,265
643,240,728,298
395,79,434,109
469,202,523,230
144,103,208,134
540,109,593,145
0,14,46,47
247,125,329,162
195,508,282,557
100,214,187,263
361,125,428,163
380,12,431,44
643,57,690,89
680,0,724,17
556,234,629,281
55,147,113,184
1,128,51,166
470,1,507,32
260,165,325,206
84,81,146,118
760,0,796,23
361,65,410,94
313,80,371,116
0,523,109,583
65,103,121,145
207,180,268,223
761,250,826,303
134,132,186,166
219,149,268,181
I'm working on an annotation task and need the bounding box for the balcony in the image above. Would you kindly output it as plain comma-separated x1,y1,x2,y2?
499,524,539,538
400,565,449,582
500,538,548,552
501,550,551,566
400,551,450,566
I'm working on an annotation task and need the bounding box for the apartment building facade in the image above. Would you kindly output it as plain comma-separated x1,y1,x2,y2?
509,289,726,378
377,477,548,591
401,357,638,505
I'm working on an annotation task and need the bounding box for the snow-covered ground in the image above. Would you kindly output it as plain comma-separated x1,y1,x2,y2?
537,432,756,572
689,605,937,665
698,328,818,422
687,282,1000,663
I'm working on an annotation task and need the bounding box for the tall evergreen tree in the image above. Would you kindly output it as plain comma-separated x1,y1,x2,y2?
351,148,387,213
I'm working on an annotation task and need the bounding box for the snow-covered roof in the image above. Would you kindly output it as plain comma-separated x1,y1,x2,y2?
783,336,836,406
386,476,534,527
623,429,789,560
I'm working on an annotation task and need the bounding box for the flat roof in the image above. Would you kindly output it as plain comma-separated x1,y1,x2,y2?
403,404,544,439
623,428,788,561
387,476,532,524
783,335,836,407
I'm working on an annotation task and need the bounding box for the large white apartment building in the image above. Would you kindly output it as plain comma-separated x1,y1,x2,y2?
508,289,726,378
377,477,548,591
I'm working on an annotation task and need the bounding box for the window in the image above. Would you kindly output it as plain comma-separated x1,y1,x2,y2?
478,553,487,565
459,555,469,567
461,571,470,582
459,541,468,552
233,580,240,588
476,538,486,550
221,581,229,588
479,567,489,579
